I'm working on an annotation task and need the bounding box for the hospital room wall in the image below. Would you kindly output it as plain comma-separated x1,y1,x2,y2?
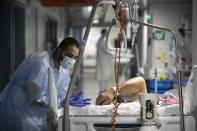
150,1,192,69
16,0,66,57
0,0,66,91
192,0,197,65
192,0,197,127
25,0,66,56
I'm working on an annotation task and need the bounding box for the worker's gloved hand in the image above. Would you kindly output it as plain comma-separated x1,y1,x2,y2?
69,91,91,107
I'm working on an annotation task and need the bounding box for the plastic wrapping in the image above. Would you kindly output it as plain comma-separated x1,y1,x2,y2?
48,67,59,123
184,65,197,114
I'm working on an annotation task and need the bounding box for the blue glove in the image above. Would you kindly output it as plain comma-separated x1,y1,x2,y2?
69,91,91,107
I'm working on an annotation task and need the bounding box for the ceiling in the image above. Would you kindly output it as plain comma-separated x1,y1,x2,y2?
67,0,192,26
40,0,96,7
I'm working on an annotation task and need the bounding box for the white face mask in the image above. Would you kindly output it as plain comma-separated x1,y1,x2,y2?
60,56,76,69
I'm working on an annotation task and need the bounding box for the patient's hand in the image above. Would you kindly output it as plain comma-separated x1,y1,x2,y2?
96,89,115,105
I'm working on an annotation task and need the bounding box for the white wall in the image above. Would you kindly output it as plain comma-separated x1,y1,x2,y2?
191,0,197,127
151,2,192,69
25,7,37,56
192,0,197,65
17,0,66,56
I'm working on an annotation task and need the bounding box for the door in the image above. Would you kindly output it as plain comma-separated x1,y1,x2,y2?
0,0,25,91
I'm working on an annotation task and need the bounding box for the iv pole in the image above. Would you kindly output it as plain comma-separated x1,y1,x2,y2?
62,1,185,131
128,3,185,131
62,1,117,131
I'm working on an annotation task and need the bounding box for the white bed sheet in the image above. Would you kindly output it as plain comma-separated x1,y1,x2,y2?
69,101,180,116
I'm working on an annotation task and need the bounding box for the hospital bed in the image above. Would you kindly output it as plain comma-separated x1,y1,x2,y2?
58,64,196,131
55,103,196,131
61,65,196,131
50,100,196,131
47,1,196,131
69,115,195,131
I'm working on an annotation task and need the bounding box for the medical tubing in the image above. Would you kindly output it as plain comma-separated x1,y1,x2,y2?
129,15,185,131
130,0,139,52
62,1,117,131
120,0,139,79
154,68,158,94
152,36,158,94
106,19,127,52
119,34,136,82
106,19,116,50
114,0,125,21
112,4,127,131
120,32,137,76
106,17,128,82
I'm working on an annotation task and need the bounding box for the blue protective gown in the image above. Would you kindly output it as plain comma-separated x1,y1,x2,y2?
0,51,70,131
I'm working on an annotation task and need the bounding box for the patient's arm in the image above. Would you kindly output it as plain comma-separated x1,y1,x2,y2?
96,76,147,105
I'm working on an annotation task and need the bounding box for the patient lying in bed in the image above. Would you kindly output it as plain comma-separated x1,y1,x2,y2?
95,76,147,105
92,76,179,116
70,76,181,116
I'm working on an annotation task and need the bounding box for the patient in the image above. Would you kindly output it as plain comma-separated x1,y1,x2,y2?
96,76,147,105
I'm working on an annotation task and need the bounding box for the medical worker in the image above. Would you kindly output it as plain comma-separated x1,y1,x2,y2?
96,29,114,93
0,37,80,131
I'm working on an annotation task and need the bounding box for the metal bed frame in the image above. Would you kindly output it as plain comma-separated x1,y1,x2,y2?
62,1,186,131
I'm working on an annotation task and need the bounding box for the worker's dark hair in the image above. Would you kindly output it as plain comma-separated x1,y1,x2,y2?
58,37,80,50
101,29,107,35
